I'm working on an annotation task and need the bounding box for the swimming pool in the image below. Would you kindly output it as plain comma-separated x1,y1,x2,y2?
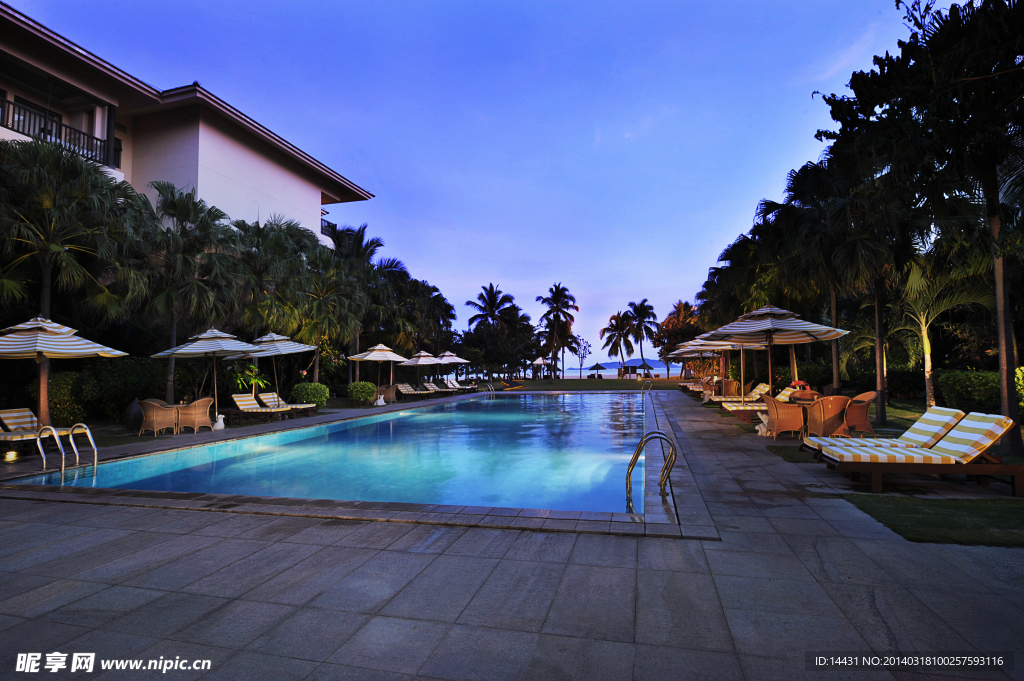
21,393,646,513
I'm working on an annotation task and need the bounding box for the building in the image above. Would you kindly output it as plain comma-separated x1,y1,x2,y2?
0,2,371,232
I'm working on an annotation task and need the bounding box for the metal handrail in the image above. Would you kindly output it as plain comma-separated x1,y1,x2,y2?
641,380,653,400
35,426,65,471
625,430,677,512
63,424,98,475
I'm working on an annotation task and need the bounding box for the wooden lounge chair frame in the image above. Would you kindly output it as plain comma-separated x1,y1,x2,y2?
833,459,1022,496
423,381,456,393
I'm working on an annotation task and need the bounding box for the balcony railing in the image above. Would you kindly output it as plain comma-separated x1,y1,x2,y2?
321,218,337,236
0,98,109,166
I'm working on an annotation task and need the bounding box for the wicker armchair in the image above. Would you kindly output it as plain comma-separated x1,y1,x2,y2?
177,397,214,434
139,400,177,436
763,395,806,440
838,391,877,437
376,385,398,404
805,396,851,438
721,379,740,397
142,398,169,406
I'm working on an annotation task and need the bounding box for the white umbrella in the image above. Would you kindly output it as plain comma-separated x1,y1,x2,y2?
697,306,847,392
152,329,261,416
225,332,317,396
401,351,441,383
347,344,408,387
436,351,470,379
0,317,127,426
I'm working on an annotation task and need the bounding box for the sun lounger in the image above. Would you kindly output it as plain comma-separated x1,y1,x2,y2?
259,392,316,416
395,383,431,397
445,378,474,392
423,381,456,393
709,383,770,403
231,394,292,422
803,406,964,452
0,408,96,469
819,412,1021,495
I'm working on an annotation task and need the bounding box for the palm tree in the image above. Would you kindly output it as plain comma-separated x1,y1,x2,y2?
600,312,634,376
626,298,658,378
894,260,994,407
537,282,578,379
287,247,363,383
466,283,515,329
0,139,150,424
145,181,240,402
234,215,318,333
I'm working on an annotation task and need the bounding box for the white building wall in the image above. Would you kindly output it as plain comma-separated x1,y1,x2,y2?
129,108,201,209
194,112,322,228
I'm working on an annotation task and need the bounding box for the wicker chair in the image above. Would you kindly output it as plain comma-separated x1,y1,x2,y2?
763,395,806,440
141,398,169,406
139,400,177,436
721,379,740,397
375,385,398,404
838,391,877,437
791,390,823,403
177,397,214,434
805,396,851,438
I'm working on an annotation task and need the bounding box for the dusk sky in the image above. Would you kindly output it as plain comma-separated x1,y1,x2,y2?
14,1,932,365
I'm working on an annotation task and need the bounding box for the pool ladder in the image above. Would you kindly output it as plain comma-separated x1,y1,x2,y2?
35,423,99,475
626,430,677,513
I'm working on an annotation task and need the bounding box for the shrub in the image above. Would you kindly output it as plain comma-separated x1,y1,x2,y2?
886,369,925,399
292,382,330,408
25,372,98,427
84,357,165,419
935,371,1001,414
347,381,377,406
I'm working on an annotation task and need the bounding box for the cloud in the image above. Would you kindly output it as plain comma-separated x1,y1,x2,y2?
806,22,882,83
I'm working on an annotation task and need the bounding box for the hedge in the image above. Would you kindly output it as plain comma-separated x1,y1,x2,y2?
292,382,329,408
25,372,98,427
936,371,1001,414
347,381,377,406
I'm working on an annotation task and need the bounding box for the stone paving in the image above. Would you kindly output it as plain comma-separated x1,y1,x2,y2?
0,391,1020,680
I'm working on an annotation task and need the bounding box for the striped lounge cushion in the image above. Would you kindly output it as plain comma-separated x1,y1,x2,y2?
927,412,1015,463
804,406,965,452
775,387,796,402
0,430,42,442
820,444,959,464
232,395,288,412
0,408,40,431
722,403,767,412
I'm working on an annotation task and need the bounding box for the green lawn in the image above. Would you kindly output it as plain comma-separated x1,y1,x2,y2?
868,398,925,432
845,494,1024,547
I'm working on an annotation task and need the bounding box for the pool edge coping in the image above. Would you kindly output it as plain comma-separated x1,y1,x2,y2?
0,391,720,540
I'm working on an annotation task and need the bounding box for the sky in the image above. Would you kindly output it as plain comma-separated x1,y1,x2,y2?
14,0,928,364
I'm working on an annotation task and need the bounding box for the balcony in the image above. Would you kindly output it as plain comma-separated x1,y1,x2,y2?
0,98,111,166
321,218,337,236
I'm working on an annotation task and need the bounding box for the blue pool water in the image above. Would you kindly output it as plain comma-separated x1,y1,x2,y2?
22,393,646,513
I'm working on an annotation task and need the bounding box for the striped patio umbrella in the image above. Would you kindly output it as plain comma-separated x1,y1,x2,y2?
225,332,318,396
0,317,128,426
347,344,408,387
696,306,847,391
401,351,441,384
670,339,768,392
152,329,261,416
436,351,470,379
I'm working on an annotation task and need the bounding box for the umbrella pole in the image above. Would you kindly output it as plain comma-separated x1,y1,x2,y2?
273,357,279,396
213,354,218,416
740,346,745,403
767,334,774,394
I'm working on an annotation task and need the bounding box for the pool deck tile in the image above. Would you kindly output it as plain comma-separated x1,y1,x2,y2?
0,392,1021,679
